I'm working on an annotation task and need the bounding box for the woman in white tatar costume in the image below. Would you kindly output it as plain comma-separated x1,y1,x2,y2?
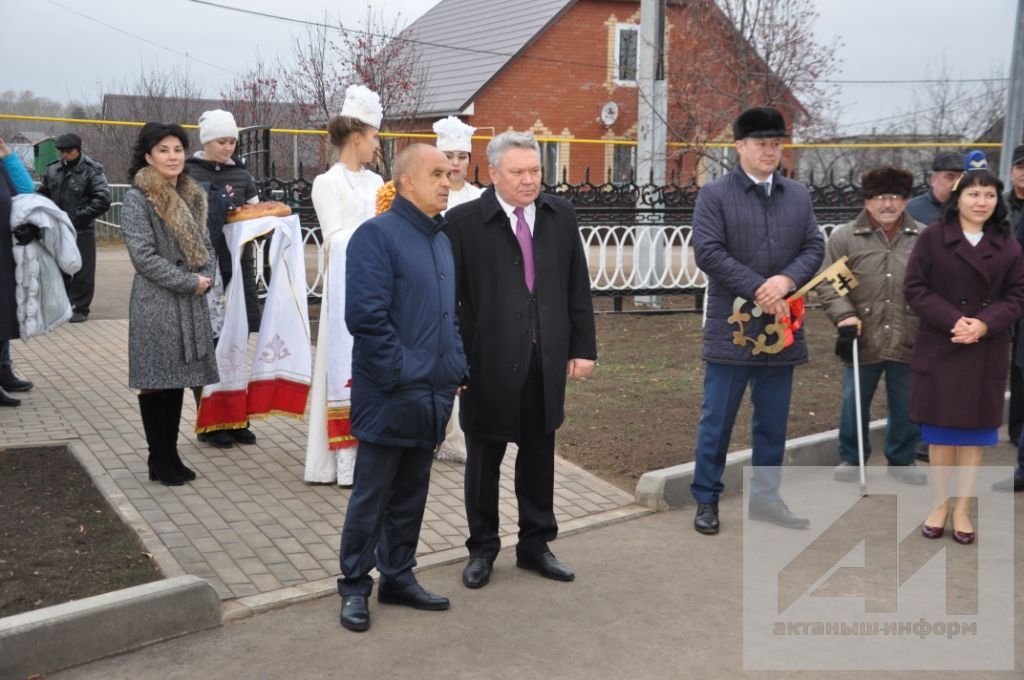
433,116,481,464
304,85,383,485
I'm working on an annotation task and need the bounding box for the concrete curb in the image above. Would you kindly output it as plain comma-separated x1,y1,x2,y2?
0,575,220,679
634,419,890,511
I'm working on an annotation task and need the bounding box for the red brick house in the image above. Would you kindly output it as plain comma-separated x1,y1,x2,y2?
401,0,802,184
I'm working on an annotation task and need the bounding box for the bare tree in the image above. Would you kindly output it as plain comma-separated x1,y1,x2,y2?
335,6,429,175
0,90,70,142
91,64,205,181
904,61,1006,142
798,62,1009,185
278,14,345,131
221,52,284,128
279,8,429,177
666,0,843,177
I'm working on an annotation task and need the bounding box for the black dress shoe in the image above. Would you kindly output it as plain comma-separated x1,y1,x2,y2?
0,364,32,392
748,499,810,529
377,582,450,610
340,595,370,631
198,430,234,448
694,502,719,534
462,557,493,589
69,311,87,323
915,443,929,463
992,474,1024,492
0,386,20,407
516,551,575,581
230,426,257,444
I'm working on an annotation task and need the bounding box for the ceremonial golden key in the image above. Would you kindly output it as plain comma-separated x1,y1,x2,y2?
790,255,858,299
728,256,859,355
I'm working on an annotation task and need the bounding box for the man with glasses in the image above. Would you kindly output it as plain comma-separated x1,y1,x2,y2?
817,166,925,485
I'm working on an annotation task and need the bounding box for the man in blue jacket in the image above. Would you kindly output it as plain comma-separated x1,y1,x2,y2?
905,152,963,227
690,107,824,535
337,144,468,632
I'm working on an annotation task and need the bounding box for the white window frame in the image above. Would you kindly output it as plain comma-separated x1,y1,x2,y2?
614,23,640,87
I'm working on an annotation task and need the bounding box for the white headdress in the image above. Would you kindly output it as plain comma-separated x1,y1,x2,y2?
340,85,383,129
433,116,476,153
198,109,238,144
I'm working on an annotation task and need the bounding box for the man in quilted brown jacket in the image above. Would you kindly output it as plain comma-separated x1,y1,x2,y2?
816,166,926,486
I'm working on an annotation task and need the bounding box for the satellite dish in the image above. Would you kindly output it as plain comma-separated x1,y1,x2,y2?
600,101,619,127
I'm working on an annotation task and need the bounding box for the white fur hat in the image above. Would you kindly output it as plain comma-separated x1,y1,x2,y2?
198,109,238,144
340,84,383,129
433,116,476,153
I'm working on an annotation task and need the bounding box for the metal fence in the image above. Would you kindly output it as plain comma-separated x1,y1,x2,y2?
99,176,853,307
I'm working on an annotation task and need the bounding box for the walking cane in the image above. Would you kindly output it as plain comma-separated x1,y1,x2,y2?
851,334,867,496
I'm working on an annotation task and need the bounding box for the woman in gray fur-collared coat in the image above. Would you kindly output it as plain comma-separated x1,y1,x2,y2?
122,123,218,486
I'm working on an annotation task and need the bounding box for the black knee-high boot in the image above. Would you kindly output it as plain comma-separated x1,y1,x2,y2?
163,388,197,481
138,391,185,486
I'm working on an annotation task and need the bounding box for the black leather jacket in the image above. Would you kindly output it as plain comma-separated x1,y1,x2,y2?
38,154,111,233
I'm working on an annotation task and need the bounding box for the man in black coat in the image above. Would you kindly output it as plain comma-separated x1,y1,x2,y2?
38,133,111,323
445,131,597,589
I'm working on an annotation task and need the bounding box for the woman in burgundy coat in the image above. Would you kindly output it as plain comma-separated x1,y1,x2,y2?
904,164,1024,544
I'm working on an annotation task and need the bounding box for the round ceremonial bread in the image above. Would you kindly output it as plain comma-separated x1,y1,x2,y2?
225,201,292,223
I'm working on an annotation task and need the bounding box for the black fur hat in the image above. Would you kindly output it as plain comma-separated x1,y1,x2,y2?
861,166,914,199
732,107,789,140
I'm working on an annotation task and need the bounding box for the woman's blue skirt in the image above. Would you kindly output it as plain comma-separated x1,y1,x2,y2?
920,424,998,446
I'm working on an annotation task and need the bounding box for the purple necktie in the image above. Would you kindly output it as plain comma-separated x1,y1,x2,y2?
514,206,535,292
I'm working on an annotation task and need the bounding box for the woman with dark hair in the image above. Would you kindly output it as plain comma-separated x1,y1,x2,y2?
122,123,218,486
304,85,384,486
905,153,1024,543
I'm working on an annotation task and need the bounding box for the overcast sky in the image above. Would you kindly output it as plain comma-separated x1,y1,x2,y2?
3,0,1017,136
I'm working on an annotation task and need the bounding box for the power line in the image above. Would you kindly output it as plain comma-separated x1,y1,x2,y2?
184,0,611,73
48,0,1003,138
819,77,1007,85
833,89,994,132
41,0,239,78
184,0,1004,88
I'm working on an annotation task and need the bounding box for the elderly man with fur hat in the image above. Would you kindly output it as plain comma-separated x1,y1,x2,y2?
817,166,926,485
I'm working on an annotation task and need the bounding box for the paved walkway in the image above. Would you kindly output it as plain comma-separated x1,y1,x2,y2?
0,249,644,610
55,487,1024,679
